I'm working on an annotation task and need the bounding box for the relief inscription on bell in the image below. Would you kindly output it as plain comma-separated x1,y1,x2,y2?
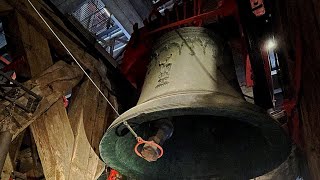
156,53,172,88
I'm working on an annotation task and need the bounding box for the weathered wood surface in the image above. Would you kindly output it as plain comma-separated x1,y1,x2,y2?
30,75,109,180
9,131,26,167
30,100,75,180
21,18,105,179
0,61,83,138
68,76,106,180
1,130,26,179
0,0,12,15
0,1,119,179
12,2,111,178
5,0,114,76
15,11,53,77
68,72,113,154
1,154,13,180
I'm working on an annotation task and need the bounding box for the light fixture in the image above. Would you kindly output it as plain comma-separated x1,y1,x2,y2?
265,38,277,50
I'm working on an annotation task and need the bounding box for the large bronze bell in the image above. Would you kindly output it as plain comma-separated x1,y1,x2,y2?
99,27,291,179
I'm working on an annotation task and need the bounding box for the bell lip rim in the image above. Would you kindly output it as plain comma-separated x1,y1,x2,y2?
106,92,281,131
99,92,292,179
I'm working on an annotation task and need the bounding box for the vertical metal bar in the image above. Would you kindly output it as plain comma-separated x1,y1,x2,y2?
110,38,115,57
0,131,12,173
175,4,180,21
197,0,202,15
193,0,197,16
183,0,187,19
111,15,130,39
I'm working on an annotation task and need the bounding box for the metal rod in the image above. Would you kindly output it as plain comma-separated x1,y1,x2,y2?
147,0,236,35
0,95,31,113
27,0,120,117
0,131,13,173
0,70,42,100
123,121,138,139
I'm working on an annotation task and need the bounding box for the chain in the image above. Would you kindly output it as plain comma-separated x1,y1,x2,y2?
2,88,20,132
123,121,139,139
8,89,20,116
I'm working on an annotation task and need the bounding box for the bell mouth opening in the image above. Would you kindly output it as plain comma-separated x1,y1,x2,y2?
101,113,291,179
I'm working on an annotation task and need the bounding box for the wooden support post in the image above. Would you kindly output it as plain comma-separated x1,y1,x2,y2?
67,74,108,180
0,130,26,179
30,100,75,179
0,131,12,178
3,3,109,179
1,154,13,180
6,0,114,73
0,0,12,16
0,1,120,179
0,61,84,138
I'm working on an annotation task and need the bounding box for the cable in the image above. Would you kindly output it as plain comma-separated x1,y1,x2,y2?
27,0,120,117
26,2,163,160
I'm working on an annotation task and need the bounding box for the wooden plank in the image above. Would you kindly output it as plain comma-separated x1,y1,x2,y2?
0,129,26,179
12,3,107,178
2,1,119,179
18,9,77,178
6,0,115,75
6,0,136,112
30,100,74,180
1,154,13,180
0,0,12,15
90,89,109,154
67,77,106,180
15,12,53,77
0,61,83,139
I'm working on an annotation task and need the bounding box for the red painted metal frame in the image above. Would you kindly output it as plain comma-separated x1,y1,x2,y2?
0,56,25,72
0,55,11,65
146,0,237,35
245,54,254,87
283,30,303,147
120,0,303,157
107,169,122,180
121,0,242,89
0,55,24,80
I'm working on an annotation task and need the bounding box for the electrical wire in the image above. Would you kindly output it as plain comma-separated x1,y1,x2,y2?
27,0,120,117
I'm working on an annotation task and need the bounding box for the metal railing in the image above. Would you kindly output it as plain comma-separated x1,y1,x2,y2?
72,0,129,61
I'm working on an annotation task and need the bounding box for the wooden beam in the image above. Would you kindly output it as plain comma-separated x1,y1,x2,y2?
0,130,26,179
1,154,13,180
6,0,136,114
9,3,107,178
15,12,53,77
0,61,83,139
1,1,120,179
6,0,115,75
29,73,105,180
0,0,12,15
30,100,74,179
9,131,26,166
67,75,107,180
51,0,87,14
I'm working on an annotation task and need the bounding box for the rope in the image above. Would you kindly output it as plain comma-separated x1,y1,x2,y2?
27,0,120,117
27,0,164,161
